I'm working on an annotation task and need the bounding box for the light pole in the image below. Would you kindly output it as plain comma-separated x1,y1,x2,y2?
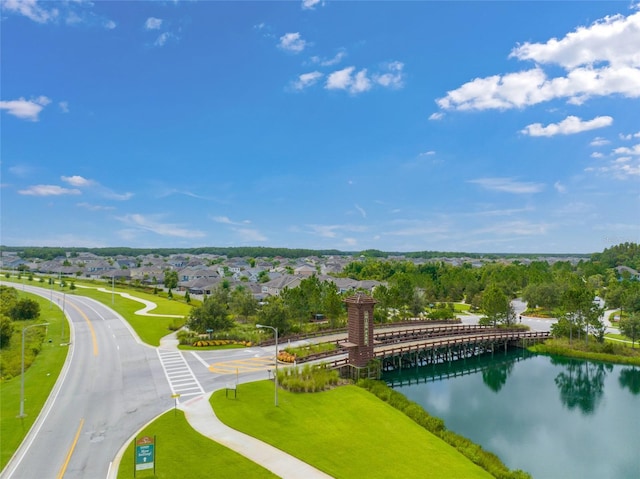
256,324,278,406
19,323,49,418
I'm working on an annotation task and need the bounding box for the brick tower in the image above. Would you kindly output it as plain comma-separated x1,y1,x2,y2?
344,292,376,367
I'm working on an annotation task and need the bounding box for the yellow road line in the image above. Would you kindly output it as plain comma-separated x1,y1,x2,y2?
67,301,99,356
57,418,84,479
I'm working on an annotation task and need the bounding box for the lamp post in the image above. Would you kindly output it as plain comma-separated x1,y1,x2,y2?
19,323,50,418
256,324,278,406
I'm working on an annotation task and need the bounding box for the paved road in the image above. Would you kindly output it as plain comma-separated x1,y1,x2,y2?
1,285,173,479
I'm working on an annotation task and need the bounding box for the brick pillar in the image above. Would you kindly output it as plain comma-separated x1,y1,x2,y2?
344,293,376,367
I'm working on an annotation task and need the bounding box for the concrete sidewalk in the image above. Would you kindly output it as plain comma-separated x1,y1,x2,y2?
181,393,333,479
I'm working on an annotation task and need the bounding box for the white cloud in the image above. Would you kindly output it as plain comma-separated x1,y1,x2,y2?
18,185,81,196
472,220,550,237
62,175,95,187
279,32,307,53
613,144,640,156
469,177,545,194
590,136,610,146
302,0,323,10
521,115,613,137
2,0,58,24
310,50,346,67
292,71,323,90
0,96,51,121
325,66,371,94
59,101,69,113
429,112,444,120
373,61,405,89
117,214,205,238
60,175,132,200
591,152,605,158
355,204,367,218
619,131,640,140
509,11,640,69
3,0,115,29
419,151,436,156
154,32,176,47
145,17,163,30
436,11,640,112
306,223,366,238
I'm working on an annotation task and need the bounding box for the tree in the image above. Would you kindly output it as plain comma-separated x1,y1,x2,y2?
0,315,14,348
0,286,19,316
230,286,258,320
560,285,594,344
257,297,291,335
481,284,509,327
184,290,191,304
619,313,640,348
187,287,234,333
164,270,178,296
10,298,41,321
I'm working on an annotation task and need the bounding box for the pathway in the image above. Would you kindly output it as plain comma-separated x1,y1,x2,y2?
180,393,334,479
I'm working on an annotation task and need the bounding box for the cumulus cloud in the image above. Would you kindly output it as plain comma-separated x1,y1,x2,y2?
326,66,372,94
436,10,640,111
292,71,323,90
0,96,51,121
18,185,81,196
521,115,613,137
310,50,347,67
154,32,176,47
302,0,324,10
117,214,205,238
3,0,115,29
619,131,640,140
145,17,163,30
429,112,444,120
469,177,545,194
62,175,95,187
279,32,307,53
590,136,610,146
373,61,405,89
613,144,640,155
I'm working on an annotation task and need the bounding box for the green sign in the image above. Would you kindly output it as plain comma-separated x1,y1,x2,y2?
135,436,155,472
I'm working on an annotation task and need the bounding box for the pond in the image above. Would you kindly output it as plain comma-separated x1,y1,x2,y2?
385,350,640,479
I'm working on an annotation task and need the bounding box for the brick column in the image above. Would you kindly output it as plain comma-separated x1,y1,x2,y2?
344,293,376,367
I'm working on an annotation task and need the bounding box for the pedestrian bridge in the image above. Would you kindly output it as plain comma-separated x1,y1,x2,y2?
289,323,550,371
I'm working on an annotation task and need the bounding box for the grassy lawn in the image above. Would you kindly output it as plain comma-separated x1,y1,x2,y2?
211,381,493,479
117,410,277,479
0,292,69,470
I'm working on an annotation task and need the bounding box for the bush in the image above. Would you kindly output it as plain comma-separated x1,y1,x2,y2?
277,363,340,393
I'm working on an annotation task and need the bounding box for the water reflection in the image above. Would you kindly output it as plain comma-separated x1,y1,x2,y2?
619,367,640,395
482,360,514,393
551,356,613,415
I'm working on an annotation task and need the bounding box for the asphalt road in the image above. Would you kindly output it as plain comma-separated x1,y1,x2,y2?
2,285,173,479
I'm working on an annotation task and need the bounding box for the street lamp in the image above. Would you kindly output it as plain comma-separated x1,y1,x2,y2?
19,323,50,418
256,324,278,406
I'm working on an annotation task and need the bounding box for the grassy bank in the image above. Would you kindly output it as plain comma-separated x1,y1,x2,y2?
211,380,494,479
530,338,640,366
0,292,69,469
117,410,277,479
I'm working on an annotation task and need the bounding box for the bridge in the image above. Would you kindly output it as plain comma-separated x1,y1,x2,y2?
279,322,550,372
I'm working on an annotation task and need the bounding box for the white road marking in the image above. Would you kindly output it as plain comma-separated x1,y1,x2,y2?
157,349,205,402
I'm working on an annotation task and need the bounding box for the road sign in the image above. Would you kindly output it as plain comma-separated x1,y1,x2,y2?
135,436,155,472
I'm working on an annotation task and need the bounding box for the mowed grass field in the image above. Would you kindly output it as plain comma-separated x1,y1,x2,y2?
116,410,278,479
211,381,493,479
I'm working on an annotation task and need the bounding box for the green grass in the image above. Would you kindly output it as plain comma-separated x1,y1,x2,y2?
117,410,278,479
3,276,191,346
211,381,493,479
0,292,69,469
530,338,640,365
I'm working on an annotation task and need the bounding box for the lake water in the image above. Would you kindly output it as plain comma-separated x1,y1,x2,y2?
385,350,640,479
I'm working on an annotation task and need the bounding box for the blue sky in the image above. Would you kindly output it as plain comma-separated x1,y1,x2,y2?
1,1,639,254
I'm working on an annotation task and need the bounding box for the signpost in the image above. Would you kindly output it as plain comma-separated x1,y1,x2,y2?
134,435,156,476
